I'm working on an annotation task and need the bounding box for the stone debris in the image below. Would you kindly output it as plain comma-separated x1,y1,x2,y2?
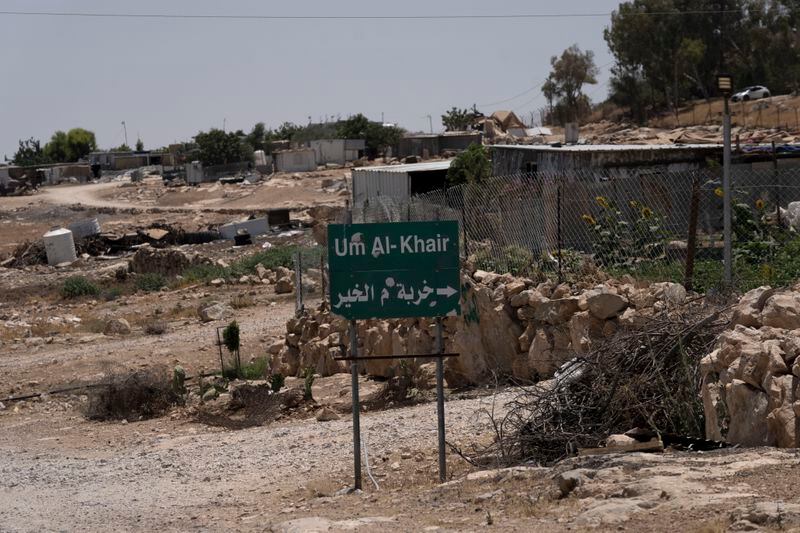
702,285,800,447
274,269,690,385
129,247,212,277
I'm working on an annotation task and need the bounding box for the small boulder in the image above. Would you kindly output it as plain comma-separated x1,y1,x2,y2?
586,292,628,320
202,388,219,401
103,317,131,336
275,276,295,294
316,407,341,422
198,302,233,322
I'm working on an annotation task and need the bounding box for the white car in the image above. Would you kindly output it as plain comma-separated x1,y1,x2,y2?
731,85,771,102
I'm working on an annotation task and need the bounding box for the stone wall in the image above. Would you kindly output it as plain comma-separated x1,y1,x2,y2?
702,286,800,447
276,269,689,387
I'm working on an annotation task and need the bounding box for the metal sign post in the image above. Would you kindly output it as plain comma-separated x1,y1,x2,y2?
349,319,362,490
435,317,446,482
327,220,461,488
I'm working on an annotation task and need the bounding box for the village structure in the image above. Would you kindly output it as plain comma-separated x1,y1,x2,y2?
5,3,800,532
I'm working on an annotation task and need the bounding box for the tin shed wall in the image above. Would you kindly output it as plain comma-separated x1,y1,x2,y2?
352,170,410,204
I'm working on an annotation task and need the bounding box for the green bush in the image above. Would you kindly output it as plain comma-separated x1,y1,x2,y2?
473,244,535,276
270,373,285,393
303,367,315,400
135,273,166,292
61,276,100,298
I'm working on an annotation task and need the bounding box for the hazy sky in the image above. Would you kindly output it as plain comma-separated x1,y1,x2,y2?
0,0,622,158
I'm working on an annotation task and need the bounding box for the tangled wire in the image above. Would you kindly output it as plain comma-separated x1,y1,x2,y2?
482,303,729,466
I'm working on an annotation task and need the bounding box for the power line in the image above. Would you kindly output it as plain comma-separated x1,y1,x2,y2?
0,9,743,21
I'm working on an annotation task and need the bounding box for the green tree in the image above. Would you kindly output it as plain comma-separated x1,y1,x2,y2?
246,122,267,152
44,128,97,162
441,105,480,131
336,113,404,154
113,144,132,152
12,138,51,166
194,128,253,166
446,144,490,186
542,45,598,125
135,138,144,151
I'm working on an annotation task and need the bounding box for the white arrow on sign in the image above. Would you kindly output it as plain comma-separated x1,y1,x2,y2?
436,286,458,298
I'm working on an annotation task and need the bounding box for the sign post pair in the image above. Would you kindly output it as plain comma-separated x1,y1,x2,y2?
328,220,461,487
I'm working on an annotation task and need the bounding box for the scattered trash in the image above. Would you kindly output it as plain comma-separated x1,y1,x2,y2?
262,241,273,249
277,230,303,238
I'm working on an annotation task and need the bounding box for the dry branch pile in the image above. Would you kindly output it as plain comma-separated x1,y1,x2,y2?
487,304,729,465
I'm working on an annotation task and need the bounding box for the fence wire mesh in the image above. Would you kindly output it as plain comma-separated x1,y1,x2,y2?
354,167,800,292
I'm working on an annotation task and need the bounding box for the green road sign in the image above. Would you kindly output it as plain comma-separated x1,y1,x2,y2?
328,221,461,320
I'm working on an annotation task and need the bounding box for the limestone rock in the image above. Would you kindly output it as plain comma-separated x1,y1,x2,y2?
732,286,774,328
762,292,800,330
504,280,527,298
725,379,773,446
316,407,340,422
275,276,295,294
103,317,131,335
586,292,628,320
198,302,233,322
534,297,580,325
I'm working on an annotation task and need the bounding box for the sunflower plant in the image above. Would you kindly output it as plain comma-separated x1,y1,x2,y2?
581,196,667,268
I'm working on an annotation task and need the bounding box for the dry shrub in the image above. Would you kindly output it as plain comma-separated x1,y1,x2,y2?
83,367,180,421
481,303,728,466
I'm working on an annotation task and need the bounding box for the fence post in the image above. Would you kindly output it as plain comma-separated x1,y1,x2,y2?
684,174,700,291
294,251,304,316
460,190,469,258
557,179,563,284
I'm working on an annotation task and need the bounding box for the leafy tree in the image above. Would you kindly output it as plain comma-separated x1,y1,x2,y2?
446,144,491,186
603,1,800,117
44,131,69,162
44,128,97,162
441,105,481,131
542,45,598,125
113,144,132,152
135,138,144,151
273,122,302,141
194,128,253,166
12,138,51,166
246,122,267,151
336,113,404,154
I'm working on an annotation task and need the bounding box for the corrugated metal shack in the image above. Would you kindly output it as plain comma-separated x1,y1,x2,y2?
398,132,481,159
307,139,365,165
351,160,452,204
490,143,724,176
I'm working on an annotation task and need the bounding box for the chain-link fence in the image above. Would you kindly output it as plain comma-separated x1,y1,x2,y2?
354,167,800,292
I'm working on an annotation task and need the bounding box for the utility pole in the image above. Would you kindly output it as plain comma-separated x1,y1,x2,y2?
426,115,433,134
121,121,128,147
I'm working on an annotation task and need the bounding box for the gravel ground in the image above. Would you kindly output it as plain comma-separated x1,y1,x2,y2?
0,388,512,532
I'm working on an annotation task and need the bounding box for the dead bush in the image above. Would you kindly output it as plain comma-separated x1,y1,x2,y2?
83,367,181,421
477,304,728,466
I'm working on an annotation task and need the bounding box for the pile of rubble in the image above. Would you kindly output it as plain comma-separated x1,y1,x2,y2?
129,246,213,277
275,269,692,386
702,286,800,447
